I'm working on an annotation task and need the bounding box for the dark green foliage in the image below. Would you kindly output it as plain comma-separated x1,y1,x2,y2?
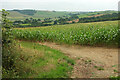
2,9,18,78
78,13,119,23
109,76,120,80
54,21,57,25
68,14,79,20
2,9,14,52
13,17,54,27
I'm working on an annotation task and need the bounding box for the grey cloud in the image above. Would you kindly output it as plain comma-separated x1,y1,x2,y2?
1,0,119,11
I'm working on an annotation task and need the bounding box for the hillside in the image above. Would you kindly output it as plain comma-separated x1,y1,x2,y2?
78,10,118,18
7,11,32,21
6,10,118,21
7,10,71,21
33,11,70,19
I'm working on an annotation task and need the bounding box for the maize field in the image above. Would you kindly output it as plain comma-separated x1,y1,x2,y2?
13,21,119,46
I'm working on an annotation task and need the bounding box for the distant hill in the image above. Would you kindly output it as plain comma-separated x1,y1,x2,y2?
6,10,118,21
12,10,37,16
7,10,72,21
77,10,118,18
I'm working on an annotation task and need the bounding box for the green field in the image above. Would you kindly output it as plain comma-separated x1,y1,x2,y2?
33,11,70,18
13,21,119,46
7,11,32,21
6,10,118,21
7,10,71,21
78,10,118,18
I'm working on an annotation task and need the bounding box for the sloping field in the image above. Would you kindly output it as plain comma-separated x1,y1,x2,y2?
33,11,70,19
7,10,71,21
13,21,119,46
8,11,32,21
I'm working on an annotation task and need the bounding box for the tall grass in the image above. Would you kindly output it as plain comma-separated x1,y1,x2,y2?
11,41,74,78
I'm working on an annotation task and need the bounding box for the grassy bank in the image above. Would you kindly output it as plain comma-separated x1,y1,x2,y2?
3,41,74,78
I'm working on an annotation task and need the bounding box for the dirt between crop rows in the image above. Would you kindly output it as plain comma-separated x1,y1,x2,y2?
39,42,119,78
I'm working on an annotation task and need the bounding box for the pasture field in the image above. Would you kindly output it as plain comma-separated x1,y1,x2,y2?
78,10,118,18
13,21,119,47
33,11,70,18
7,10,71,21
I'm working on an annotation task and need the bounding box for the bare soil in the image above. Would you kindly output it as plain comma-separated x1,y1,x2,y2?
39,42,119,78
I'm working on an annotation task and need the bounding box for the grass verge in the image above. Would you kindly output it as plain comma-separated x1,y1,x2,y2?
13,41,74,78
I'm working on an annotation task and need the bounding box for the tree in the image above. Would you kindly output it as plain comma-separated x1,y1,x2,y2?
38,19,41,21
2,9,18,78
54,21,57,25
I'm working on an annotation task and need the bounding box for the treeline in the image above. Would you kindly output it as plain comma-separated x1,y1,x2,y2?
78,13,118,23
13,13,119,28
56,14,79,24
13,14,79,27
12,9,37,16
13,18,54,27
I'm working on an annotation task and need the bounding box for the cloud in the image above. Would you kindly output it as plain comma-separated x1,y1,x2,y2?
1,0,119,11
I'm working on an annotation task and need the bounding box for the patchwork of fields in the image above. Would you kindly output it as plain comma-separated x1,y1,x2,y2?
7,10,71,21
5,10,118,21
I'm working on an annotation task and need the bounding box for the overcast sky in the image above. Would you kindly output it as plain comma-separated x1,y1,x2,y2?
0,0,119,11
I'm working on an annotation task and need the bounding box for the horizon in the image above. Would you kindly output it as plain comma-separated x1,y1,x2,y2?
5,9,118,12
